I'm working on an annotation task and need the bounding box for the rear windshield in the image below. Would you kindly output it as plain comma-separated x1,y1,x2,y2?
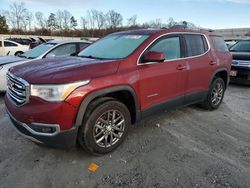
230,40,250,52
210,36,228,52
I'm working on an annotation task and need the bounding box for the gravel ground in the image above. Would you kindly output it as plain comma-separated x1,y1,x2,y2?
0,84,250,188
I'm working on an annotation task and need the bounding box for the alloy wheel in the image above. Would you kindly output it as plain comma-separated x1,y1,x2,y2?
93,110,125,148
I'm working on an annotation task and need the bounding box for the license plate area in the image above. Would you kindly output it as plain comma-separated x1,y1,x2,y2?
230,70,237,77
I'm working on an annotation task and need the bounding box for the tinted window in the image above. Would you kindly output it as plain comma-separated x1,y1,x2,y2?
79,43,89,51
211,36,228,52
184,34,208,57
148,36,181,60
230,40,250,52
47,43,77,57
4,41,18,47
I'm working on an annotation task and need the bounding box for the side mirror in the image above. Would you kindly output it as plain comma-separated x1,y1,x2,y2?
142,51,165,63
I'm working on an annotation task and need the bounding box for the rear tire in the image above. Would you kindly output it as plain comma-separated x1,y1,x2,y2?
77,99,131,155
201,77,225,110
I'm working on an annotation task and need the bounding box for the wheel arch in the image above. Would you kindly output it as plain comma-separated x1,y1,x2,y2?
210,68,229,88
75,85,141,127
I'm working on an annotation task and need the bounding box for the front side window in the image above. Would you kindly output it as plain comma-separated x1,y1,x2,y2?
46,43,77,57
78,34,149,59
148,36,181,60
184,34,208,57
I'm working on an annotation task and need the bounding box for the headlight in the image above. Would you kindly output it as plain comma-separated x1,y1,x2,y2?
30,80,90,102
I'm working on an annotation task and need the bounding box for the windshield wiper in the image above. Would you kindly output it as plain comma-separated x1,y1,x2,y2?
79,55,110,60
18,54,27,58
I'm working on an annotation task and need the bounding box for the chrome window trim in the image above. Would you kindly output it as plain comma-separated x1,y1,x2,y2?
137,32,211,66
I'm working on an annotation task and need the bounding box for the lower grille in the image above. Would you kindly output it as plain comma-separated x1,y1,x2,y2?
6,72,29,106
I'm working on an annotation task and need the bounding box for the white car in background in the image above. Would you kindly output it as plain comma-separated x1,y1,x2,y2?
0,40,91,92
0,40,29,56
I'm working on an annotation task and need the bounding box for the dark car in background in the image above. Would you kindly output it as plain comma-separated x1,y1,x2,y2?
230,40,250,85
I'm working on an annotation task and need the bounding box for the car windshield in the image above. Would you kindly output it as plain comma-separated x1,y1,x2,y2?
78,34,149,59
20,43,56,59
230,41,250,52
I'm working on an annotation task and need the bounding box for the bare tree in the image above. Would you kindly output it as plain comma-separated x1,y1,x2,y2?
35,11,47,29
106,10,123,30
86,10,95,30
4,2,29,31
127,15,137,27
56,10,64,29
22,11,33,31
91,9,106,30
167,17,177,28
80,17,88,30
62,10,72,30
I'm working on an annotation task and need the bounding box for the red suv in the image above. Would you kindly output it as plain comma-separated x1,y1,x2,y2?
5,29,232,154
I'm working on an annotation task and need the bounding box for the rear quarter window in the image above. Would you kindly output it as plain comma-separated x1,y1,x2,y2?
184,34,208,57
210,36,228,52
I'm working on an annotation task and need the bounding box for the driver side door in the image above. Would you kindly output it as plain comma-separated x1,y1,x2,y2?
138,34,188,116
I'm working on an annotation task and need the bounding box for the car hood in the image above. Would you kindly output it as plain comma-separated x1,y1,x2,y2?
231,52,250,61
9,57,120,84
0,56,25,66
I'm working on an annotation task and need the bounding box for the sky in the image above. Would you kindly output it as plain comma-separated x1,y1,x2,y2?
1,0,250,29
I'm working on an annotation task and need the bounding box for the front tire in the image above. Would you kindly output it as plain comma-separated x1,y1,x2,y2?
78,99,131,155
202,77,226,110
14,51,23,56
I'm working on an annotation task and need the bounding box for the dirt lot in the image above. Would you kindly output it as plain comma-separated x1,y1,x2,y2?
0,84,249,188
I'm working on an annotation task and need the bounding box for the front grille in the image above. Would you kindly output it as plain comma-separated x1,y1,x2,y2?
7,72,29,106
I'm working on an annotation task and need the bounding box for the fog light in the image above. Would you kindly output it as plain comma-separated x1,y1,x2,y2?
28,124,57,134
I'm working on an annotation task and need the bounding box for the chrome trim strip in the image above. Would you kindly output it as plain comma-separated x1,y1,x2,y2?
137,32,211,66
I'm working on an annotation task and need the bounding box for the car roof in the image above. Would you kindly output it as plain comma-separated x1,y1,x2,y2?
47,40,92,45
113,28,212,36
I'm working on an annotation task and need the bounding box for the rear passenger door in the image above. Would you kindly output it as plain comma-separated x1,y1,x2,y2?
183,34,212,104
138,35,188,111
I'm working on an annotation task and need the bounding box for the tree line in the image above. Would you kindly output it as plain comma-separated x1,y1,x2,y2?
0,2,197,37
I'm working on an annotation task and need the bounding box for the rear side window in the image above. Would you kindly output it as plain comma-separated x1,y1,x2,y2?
184,34,208,57
210,36,228,52
4,41,18,47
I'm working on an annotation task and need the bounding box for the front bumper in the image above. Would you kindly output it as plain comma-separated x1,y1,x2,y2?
5,93,80,148
7,108,78,148
230,66,250,85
